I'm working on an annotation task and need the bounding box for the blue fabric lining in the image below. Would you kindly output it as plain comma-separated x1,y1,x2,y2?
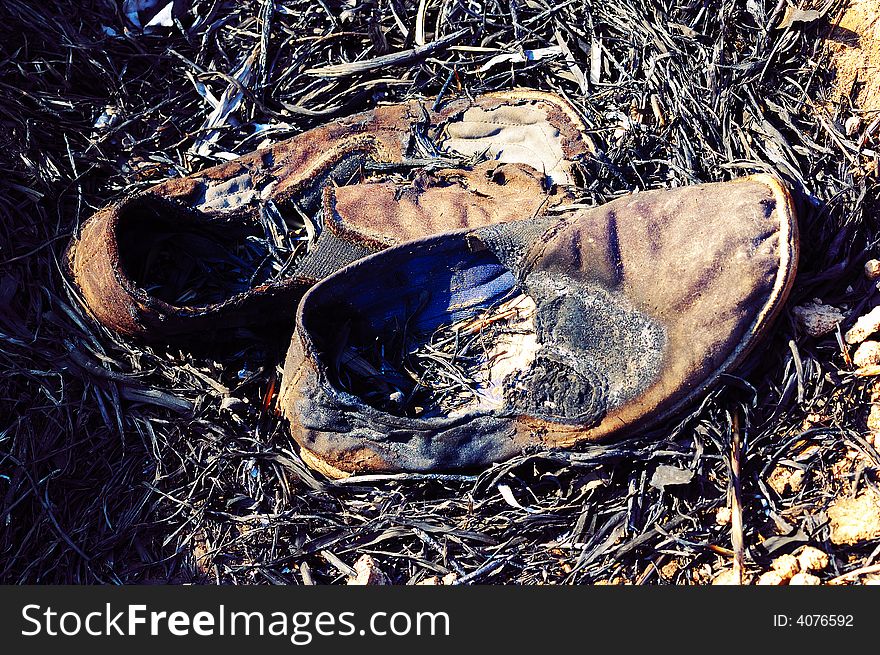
413,261,517,331
307,235,518,337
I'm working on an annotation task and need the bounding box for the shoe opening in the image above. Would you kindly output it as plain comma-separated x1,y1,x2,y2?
300,220,668,427
302,234,531,419
116,195,320,308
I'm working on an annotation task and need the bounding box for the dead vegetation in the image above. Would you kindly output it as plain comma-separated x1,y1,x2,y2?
1,0,879,585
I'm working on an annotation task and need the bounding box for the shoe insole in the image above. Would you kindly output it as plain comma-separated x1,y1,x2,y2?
440,104,569,185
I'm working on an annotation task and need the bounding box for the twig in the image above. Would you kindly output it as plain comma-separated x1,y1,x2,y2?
730,409,745,585
827,563,880,585
306,28,469,77
451,558,506,584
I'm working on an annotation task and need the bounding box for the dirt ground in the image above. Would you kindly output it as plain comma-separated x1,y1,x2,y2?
827,0,880,111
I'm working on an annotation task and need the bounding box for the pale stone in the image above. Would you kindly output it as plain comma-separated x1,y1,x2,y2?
347,554,389,585
789,572,821,585
827,490,880,545
793,301,846,338
797,546,830,572
770,554,800,581
846,306,880,344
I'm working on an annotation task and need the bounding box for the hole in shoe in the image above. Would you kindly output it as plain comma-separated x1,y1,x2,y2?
299,223,668,427
302,235,527,419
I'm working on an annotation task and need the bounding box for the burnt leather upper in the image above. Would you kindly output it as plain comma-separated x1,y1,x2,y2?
278,175,798,476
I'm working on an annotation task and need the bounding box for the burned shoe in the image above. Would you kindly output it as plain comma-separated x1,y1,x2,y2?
67,90,588,339
279,174,799,476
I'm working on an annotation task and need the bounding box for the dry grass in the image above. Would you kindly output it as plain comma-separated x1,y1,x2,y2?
1,0,879,585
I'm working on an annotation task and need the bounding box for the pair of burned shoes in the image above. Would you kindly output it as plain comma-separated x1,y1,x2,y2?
67,90,799,478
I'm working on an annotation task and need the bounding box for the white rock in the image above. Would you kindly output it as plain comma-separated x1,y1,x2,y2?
853,340,880,367
789,572,821,585
797,546,830,572
845,115,863,137
868,382,880,436
756,571,786,586
845,305,880,345
711,569,741,585
827,489,880,546
767,465,799,496
770,554,800,581
347,554,389,585
865,259,880,280
442,572,459,585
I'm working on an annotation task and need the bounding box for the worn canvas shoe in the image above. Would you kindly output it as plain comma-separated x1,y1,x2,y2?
278,175,799,477
67,90,587,339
